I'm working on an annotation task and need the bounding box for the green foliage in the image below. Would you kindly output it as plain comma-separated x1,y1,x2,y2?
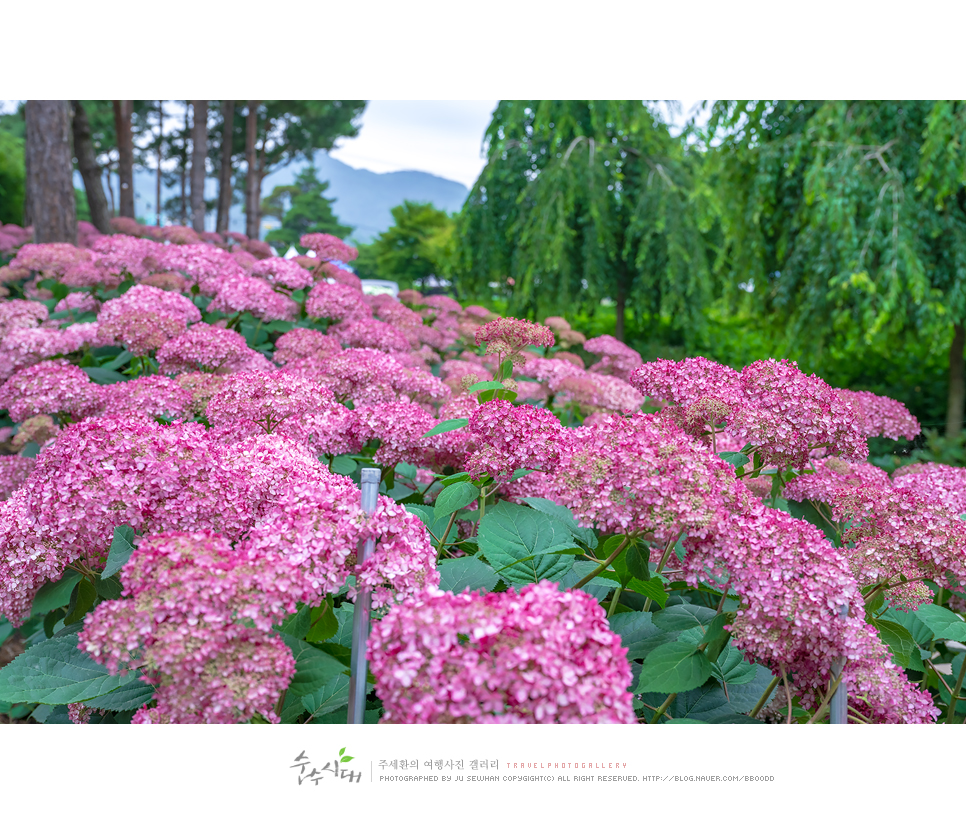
0,126,25,225
354,201,456,289
477,501,579,585
263,164,352,250
457,101,711,340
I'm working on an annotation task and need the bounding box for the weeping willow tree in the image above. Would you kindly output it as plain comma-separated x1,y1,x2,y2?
456,101,712,343
707,100,966,437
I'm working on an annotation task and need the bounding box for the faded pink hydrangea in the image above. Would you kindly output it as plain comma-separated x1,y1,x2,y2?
207,274,299,322
0,456,35,501
351,401,440,468
300,233,358,263
0,327,88,378
584,335,642,379
313,348,448,407
837,389,920,440
474,317,555,360
156,323,258,374
79,532,298,724
96,375,194,421
368,581,635,724
175,372,228,416
465,399,566,482
0,299,49,338
54,292,100,317
206,370,340,445
244,476,439,608
67,703,107,724
892,462,966,516
97,284,202,356
272,328,342,367
783,457,893,520
0,360,101,422
329,317,410,352
9,242,93,279
305,281,371,323
10,415,59,451
251,257,315,290
552,412,741,542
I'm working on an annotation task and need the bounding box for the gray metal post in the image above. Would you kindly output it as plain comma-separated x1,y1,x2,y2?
829,603,849,724
348,468,380,724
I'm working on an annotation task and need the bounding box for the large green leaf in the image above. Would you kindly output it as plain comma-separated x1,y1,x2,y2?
302,674,354,719
0,634,140,704
81,678,156,711
641,680,737,722
636,642,712,694
711,645,757,685
102,526,136,579
871,618,916,668
82,366,126,385
280,633,348,698
652,604,718,632
913,605,966,641
609,611,677,661
423,417,468,438
558,561,614,601
882,608,935,645
31,573,83,617
404,504,459,546
522,497,598,549
438,558,499,594
726,664,778,714
434,481,480,516
478,502,577,585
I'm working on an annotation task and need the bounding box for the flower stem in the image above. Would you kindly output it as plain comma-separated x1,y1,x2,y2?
805,674,844,725
435,512,459,562
749,675,780,718
573,537,631,591
643,537,676,612
607,585,623,619
649,693,677,723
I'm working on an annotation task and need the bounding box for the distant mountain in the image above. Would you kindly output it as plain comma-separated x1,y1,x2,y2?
81,152,470,245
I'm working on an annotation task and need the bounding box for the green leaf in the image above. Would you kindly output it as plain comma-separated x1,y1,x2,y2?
31,572,83,617
478,502,577,585
726,665,778,713
641,681,736,722
608,611,677,661
871,618,916,668
93,575,122,601
280,694,307,723
306,603,339,643
711,645,757,685
423,417,469,438
522,497,597,549
467,380,505,392
302,674,352,718
81,678,155,711
913,605,966,641
636,642,712,694
394,462,418,481
434,481,480,516
404,504,459,546
437,472,471,486
82,366,127,385
0,634,141,704
100,350,133,371
64,580,97,626
508,468,534,482
280,633,349,698
330,455,357,475
278,604,313,640
438,558,499,594
652,604,718,632
882,607,935,645
623,542,651,582
102,526,136,579
718,451,750,468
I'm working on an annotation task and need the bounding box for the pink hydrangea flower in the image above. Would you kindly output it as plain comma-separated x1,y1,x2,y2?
251,257,315,290
305,281,372,323
584,335,643,379
96,375,195,421
466,399,566,482
0,456,35,501
97,284,202,356
0,359,101,422
837,389,920,440
206,274,299,322
368,582,636,723
156,323,258,374
300,233,358,263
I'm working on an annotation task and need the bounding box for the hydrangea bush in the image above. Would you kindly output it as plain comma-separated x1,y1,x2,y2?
0,228,964,726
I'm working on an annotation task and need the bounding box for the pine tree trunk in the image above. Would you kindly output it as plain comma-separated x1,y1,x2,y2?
946,322,966,439
180,106,189,226
190,100,207,233
24,100,77,244
216,100,235,235
113,100,135,219
156,100,163,226
105,162,115,216
245,101,260,239
70,101,111,233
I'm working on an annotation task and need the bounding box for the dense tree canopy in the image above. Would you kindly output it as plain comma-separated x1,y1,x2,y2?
457,100,711,342
705,100,966,436
354,201,455,289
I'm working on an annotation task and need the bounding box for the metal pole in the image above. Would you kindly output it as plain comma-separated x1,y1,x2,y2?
348,468,380,724
829,603,849,724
